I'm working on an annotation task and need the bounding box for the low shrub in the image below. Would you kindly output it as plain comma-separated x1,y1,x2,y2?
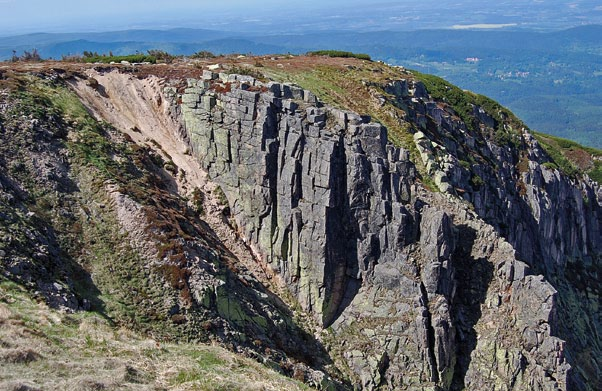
147,50,178,64
10,49,42,62
83,54,157,64
190,50,216,59
307,50,371,61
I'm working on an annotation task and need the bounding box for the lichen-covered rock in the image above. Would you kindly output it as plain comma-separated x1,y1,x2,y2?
381,77,600,390
176,74,590,390
5,61,599,391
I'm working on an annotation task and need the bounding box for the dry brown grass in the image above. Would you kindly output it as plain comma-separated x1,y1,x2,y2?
565,148,594,171
0,280,310,391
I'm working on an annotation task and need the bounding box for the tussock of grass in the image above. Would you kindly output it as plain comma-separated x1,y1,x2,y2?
227,65,265,81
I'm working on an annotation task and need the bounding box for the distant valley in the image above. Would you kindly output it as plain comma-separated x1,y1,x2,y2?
1,25,601,147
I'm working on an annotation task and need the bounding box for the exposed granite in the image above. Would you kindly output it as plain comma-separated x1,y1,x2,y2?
172,72,594,390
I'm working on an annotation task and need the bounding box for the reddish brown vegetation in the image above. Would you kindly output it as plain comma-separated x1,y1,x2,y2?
565,148,594,170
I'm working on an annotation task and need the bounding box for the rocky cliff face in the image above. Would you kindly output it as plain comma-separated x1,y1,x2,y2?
1,58,599,391
172,66,599,390
178,76,418,328
388,77,601,390
0,69,340,390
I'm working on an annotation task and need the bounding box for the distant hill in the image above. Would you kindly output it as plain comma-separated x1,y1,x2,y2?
1,25,601,147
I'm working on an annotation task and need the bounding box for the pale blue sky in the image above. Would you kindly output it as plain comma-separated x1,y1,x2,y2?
0,0,336,34
1,1,600,35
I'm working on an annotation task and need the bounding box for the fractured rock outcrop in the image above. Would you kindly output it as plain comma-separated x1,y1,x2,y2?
173,73,586,390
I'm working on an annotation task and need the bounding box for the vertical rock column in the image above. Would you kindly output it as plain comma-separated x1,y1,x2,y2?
179,78,372,324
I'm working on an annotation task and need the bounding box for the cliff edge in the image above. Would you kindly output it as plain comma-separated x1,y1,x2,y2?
0,56,600,390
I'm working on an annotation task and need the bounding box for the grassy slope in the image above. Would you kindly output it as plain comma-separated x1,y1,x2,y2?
260,56,602,184
0,279,309,391
533,132,602,183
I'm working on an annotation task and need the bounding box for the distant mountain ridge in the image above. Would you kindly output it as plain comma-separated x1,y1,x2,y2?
1,25,601,148
3,25,602,59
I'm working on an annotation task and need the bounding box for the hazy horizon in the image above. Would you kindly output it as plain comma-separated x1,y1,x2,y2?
2,0,602,36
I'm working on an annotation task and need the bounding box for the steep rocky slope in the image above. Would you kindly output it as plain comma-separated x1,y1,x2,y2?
0,67,336,390
0,57,600,390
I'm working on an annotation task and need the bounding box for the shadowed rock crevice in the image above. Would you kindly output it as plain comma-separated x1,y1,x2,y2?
323,137,362,327
419,281,440,384
450,224,493,391
51,65,598,390
383,74,600,390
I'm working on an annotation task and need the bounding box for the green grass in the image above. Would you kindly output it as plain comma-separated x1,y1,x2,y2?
533,131,602,180
413,71,524,144
271,67,347,108
540,134,602,157
307,50,371,61
591,161,602,183
0,279,310,391
83,54,157,64
213,185,229,207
